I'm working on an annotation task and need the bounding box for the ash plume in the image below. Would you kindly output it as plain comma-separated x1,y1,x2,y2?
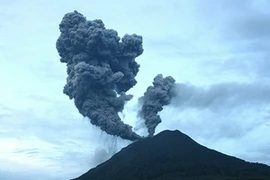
139,74,176,137
56,11,143,141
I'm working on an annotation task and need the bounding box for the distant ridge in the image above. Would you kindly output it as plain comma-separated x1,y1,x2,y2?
72,130,270,180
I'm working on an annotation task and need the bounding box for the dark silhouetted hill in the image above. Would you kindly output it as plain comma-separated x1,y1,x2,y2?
72,130,270,180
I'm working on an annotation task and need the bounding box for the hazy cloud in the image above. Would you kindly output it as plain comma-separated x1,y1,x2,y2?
172,81,270,111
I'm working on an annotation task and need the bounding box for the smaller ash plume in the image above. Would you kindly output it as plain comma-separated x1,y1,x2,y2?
139,74,176,137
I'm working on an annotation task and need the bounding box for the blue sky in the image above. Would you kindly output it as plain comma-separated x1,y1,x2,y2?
0,0,270,179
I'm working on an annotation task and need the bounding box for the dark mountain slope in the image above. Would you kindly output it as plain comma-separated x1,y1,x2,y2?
72,130,270,180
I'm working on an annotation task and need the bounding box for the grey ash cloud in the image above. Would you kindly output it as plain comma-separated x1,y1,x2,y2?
56,11,143,141
172,82,270,111
139,74,176,136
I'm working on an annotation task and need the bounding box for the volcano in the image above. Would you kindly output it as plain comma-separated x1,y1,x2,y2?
72,130,270,180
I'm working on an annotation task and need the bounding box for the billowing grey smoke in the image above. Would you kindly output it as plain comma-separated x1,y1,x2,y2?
56,11,143,141
139,74,176,137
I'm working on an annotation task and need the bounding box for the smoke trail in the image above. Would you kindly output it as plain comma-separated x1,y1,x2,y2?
139,74,176,136
56,11,143,141
171,82,270,111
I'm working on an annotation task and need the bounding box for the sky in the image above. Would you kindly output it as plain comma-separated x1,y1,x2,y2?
0,0,270,179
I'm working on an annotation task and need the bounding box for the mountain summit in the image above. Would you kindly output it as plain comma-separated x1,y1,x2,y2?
72,130,270,180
